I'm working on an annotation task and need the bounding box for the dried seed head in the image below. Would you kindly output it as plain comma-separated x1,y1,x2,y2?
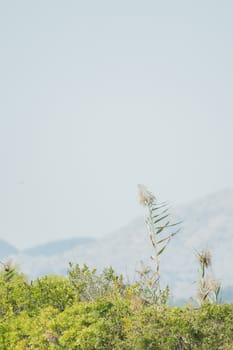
136,261,151,277
197,249,211,268
0,259,13,272
138,184,156,206
206,278,221,292
4,259,13,272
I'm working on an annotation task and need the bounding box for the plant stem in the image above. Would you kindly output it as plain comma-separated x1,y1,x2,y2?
147,203,160,293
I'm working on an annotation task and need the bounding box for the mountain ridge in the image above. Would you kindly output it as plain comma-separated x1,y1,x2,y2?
1,188,232,300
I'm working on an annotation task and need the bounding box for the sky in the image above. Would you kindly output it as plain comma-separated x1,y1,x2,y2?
0,1,233,249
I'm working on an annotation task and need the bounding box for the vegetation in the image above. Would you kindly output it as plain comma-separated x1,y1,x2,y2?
137,184,180,304
0,264,233,349
196,249,221,305
0,185,231,349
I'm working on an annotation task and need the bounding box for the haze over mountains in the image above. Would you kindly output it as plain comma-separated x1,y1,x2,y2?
1,188,233,301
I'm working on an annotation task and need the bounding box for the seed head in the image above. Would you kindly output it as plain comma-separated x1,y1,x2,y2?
0,259,13,272
197,249,211,268
206,278,221,293
136,261,151,277
4,259,13,272
138,184,156,206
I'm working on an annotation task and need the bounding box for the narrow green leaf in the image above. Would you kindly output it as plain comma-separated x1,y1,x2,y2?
202,264,205,278
157,235,171,244
153,214,169,225
158,221,182,228
157,245,167,256
151,202,168,211
171,228,180,236
156,221,170,234
5,269,15,281
215,286,221,299
152,208,170,220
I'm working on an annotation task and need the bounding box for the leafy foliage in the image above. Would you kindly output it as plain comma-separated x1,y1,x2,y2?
0,264,232,349
0,186,229,348
68,263,126,301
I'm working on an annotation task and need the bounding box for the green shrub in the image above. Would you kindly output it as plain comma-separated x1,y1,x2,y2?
68,263,126,301
1,264,233,349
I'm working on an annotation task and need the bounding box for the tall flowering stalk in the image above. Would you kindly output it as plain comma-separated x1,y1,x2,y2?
138,184,180,302
196,249,221,305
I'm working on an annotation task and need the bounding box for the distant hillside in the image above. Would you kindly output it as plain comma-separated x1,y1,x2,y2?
4,188,233,301
0,240,18,258
23,237,95,256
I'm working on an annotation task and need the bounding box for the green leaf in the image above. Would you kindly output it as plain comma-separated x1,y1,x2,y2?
170,229,180,237
151,202,168,211
157,221,182,229
5,268,16,281
153,214,169,225
157,245,167,256
157,236,171,245
155,221,170,234
152,208,170,220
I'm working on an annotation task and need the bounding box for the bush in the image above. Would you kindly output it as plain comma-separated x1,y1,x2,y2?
0,265,233,349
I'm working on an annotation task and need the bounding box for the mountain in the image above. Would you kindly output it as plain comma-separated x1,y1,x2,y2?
23,237,96,256
0,240,18,259
2,188,233,301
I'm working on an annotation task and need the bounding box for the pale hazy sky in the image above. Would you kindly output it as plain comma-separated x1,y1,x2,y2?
0,1,233,249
